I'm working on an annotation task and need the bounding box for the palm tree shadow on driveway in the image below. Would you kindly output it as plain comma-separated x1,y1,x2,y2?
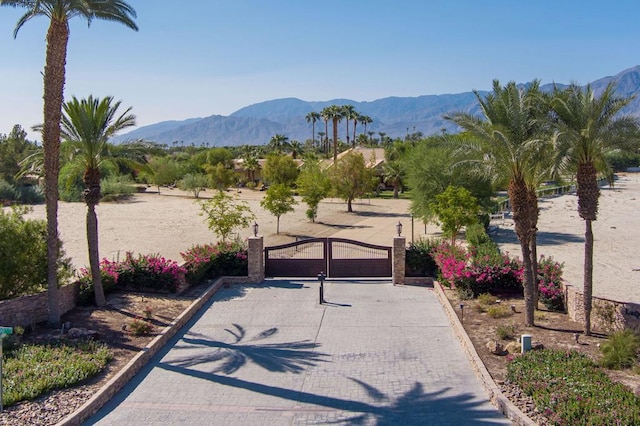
168,324,328,374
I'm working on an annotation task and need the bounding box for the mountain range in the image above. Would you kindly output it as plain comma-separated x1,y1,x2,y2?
112,65,640,147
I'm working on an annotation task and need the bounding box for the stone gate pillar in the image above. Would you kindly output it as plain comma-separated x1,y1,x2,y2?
392,236,406,285
248,236,264,284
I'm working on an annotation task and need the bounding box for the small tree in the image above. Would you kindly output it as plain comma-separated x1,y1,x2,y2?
260,183,297,234
430,185,480,245
262,153,299,186
200,192,255,241
205,162,236,192
296,159,330,222
178,172,209,198
329,151,375,212
143,156,182,193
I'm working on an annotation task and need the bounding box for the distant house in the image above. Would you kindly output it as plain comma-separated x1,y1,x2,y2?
232,156,304,186
321,146,389,189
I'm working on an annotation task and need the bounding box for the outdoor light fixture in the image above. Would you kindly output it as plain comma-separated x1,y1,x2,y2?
459,303,465,322
396,221,403,237
252,221,259,237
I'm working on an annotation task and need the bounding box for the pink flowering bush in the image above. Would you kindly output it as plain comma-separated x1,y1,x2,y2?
433,242,523,297
181,240,248,284
538,255,564,312
78,253,187,298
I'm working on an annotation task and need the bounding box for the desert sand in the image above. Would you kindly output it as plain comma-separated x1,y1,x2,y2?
18,173,640,305
492,173,640,304
22,188,414,271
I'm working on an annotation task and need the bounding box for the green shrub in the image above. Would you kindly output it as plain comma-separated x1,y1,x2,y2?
58,163,83,202
0,206,73,300
100,175,136,201
15,184,44,204
127,317,153,336
486,305,512,319
600,329,640,369
496,324,515,340
477,293,498,306
507,349,640,425
466,222,502,263
3,340,111,407
405,238,439,277
0,179,17,202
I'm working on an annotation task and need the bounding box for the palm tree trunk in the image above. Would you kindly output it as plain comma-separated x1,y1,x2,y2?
332,119,339,162
352,120,357,147
530,232,539,309
84,167,106,306
528,189,540,309
577,161,599,335
87,203,106,306
584,219,594,335
509,179,535,326
43,20,69,326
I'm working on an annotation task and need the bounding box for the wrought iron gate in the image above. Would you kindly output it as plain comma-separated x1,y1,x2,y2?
265,238,391,278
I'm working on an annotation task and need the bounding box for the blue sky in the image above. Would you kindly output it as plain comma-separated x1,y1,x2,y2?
1,0,639,140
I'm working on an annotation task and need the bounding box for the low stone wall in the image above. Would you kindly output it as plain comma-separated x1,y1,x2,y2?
564,283,640,332
0,282,80,327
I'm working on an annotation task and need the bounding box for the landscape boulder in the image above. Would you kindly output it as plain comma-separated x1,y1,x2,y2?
486,340,505,355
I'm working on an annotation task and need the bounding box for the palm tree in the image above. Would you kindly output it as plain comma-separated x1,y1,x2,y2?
367,131,375,145
1,0,138,324
290,140,303,159
305,111,321,149
320,108,330,156
446,80,550,327
551,82,639,335
378,132,386,145
322,105,344,161
268,134,289,153
351,111,361,145
317,131,326,154
342,105,356,147
59,95,136,306
360,115,373,137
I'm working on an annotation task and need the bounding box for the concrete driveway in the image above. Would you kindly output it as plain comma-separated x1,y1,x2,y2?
86,279,510,425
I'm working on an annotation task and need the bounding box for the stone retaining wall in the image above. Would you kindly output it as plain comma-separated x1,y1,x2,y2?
0,282,79,327
564,283,640,332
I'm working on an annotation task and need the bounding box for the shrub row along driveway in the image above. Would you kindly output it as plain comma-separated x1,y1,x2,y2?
87,279,510,425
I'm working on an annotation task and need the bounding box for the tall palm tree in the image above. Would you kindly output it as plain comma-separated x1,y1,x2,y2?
551,82,638,335
268,134,289,153
320,108,330,156
323,105,344,161
60,95,136,306
446,80,550,327
351,111,361,145
2,0,138,324
342,105,356,147
360,115,373,137
367,131,375,145
317,131,326,154
305,111,321,149
290,140,303,159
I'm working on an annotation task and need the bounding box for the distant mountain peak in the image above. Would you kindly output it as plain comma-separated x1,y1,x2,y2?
112,65,640,147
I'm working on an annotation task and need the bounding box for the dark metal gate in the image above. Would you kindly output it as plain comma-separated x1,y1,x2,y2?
265,238,391,278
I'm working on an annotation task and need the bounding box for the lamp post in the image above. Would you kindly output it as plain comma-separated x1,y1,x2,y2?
317,272,326,304
396,221,403,237
252,221,259,237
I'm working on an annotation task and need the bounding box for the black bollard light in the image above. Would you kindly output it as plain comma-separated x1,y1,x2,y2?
317,271,326,304
459,303,465,323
